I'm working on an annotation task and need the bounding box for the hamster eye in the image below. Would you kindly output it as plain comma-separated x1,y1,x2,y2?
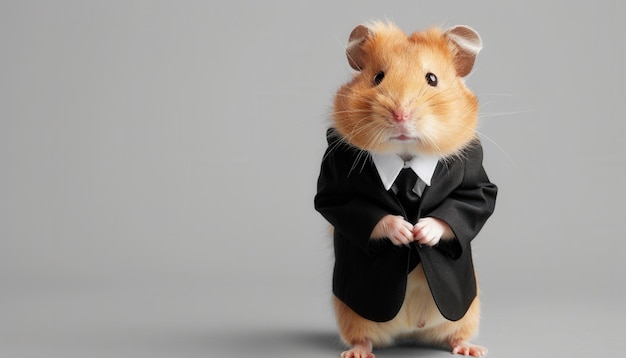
373,71,385,86
426,72,438,87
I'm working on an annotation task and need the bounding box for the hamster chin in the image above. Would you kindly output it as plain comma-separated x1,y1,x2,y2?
373,141,437,158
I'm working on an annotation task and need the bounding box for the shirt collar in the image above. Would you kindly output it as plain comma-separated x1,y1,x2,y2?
371,152,440,190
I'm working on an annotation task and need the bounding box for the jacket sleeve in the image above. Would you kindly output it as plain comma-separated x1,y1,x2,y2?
314,131,392,254
428,141,497,259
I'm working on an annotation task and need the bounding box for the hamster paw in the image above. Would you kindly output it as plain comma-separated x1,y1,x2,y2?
340,340,374,358
340,347,374,358
450,340,487,357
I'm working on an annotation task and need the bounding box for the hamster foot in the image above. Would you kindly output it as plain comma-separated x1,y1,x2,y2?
449,340,488,357
340,339,374,358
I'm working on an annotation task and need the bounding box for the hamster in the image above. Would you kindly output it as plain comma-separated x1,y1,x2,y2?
314,22,497,358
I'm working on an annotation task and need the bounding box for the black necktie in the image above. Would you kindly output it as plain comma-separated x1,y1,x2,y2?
395,168,420,223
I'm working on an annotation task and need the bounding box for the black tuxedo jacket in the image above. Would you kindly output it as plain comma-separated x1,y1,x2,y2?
314,128,497,322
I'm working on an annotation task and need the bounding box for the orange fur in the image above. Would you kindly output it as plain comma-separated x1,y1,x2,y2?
331,22,487,357
333,22,479,158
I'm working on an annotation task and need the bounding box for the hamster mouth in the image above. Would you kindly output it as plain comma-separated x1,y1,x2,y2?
390,134,417,142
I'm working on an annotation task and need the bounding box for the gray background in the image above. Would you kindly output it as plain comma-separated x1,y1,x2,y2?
1,1,624,357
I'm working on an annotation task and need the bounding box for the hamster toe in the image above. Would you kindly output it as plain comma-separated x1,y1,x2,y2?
340,342,375,358
450,340,488,357
340,348,375,358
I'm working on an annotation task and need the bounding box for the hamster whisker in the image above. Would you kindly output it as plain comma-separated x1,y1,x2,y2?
444,122,518,172
350,126,389,174
350,148,371,175
473,129,518,172
332,109,375,116
476,92,513,97
323,133,350,162
416,81,430,101
345,120,380,149
323,109,380,163
363,125,386,150
334,92,380,104
416,81,454,107
478,110,536,119
344,122,378,174
420,132,447,158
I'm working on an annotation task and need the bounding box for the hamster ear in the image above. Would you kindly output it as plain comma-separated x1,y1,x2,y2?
346,24,372,71
444,25,482,77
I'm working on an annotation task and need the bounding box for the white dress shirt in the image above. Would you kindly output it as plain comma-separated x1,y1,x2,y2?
371,152,440,197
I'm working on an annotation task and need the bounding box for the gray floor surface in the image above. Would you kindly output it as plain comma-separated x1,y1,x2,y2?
2,274,622,358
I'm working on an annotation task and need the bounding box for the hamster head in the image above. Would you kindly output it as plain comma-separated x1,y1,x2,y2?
333,22,483,158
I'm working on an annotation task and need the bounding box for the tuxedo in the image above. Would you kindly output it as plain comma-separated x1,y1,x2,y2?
314,128,497,322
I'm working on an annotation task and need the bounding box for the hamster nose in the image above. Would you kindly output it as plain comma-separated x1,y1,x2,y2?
392,109,410,122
